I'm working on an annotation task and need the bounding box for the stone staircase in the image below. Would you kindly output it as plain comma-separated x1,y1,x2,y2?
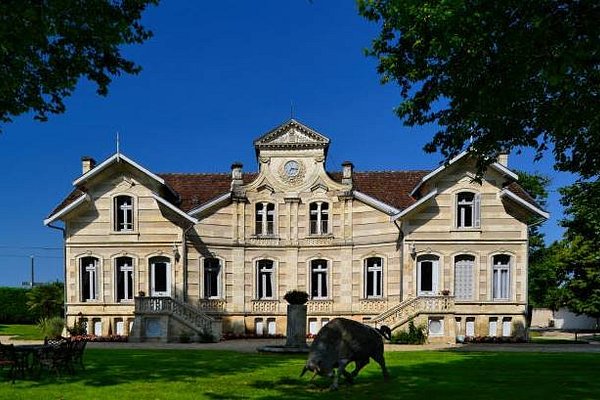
133,296,221,341
370,295,455,330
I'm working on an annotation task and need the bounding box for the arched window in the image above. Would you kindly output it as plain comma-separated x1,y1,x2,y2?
114,195,134,231
115,256,134,302
309,202,329,235
454,255,475,300
255,203,275,235
492,254,511,300
257,260,275,299
456,192,480,228
364,257,383,298
417,255,439,296
80,256,99,302
310,259,329,299
204,258,222,299
149,256,171,297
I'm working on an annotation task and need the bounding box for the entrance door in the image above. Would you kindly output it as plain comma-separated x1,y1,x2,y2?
150,257,171,297
417,255,439,296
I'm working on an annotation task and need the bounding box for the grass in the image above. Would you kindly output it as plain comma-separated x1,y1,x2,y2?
0,325,44,341
0,349,599,399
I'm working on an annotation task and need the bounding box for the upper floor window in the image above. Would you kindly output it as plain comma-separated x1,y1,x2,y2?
255,202,275,235
456,192,480,228
310,259,329,299
80,256,99,302
257,259,275,299
114,195,134,231
115,256,134,302
204,258,222,299
364,257,383,298
309,202,329,235
492,254,511,300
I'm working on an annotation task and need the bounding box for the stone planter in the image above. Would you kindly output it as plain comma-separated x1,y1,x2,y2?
285,304,307,348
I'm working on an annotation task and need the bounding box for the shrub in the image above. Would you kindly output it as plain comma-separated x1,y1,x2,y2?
283,290,309,305
67,318,87,336
390,319,428,345
38,316,65,338
0,287,36,323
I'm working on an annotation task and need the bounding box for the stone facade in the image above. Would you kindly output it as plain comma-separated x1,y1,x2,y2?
45,119,547,343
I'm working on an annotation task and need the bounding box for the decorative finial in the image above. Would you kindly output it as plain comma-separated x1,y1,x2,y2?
116,131,120,154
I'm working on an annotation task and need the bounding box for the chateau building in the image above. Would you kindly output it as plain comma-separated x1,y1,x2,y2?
45,119,548,342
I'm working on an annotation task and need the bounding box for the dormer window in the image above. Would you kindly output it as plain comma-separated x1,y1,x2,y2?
255,202,275,235
309,202,329,235
114,195,134,231
456,192,480,228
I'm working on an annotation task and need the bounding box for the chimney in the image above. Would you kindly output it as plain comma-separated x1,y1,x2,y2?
497,151,509,167
342,161,353,185
81,156,96,174
231,162,243,191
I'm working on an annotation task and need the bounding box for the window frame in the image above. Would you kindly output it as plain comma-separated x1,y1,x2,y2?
255,202,276,236
309,201,330,235
309,258,330,300
492,254,511,301
113,194,135,232
149,256,171,297
417,254,440,296
256,259,276,300
79,256,100,302
203,257,223,299
454,254,475,301
456,191,481,229
364,256,384,299
115,256,135,303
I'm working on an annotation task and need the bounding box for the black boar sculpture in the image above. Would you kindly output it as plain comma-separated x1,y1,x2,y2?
300,317,392,389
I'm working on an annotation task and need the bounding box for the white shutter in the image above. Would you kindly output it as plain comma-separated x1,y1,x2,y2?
473,193,481,228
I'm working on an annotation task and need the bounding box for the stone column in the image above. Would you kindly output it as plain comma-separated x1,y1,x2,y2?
285,304,307,348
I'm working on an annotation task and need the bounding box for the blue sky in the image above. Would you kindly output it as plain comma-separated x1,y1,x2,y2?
0,1,573,287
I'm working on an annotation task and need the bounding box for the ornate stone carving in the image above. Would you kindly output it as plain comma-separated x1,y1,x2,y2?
252,300,279,313
359,299,388,313
307,300,333,314
278,159,306,186
198,299,226,313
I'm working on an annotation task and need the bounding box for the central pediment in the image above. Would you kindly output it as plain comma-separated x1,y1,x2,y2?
254,119,330,152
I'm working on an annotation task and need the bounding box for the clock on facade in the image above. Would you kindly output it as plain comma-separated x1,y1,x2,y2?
284,160,300,177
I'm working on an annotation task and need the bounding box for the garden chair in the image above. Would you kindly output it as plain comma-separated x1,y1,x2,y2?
69,339,87,370
0,343,17,383
36,341,73,377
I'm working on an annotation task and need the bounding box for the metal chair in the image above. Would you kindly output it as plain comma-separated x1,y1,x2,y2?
0,343,17,383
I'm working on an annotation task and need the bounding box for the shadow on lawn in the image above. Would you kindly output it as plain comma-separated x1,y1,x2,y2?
18,348,600,400
240,351,600,400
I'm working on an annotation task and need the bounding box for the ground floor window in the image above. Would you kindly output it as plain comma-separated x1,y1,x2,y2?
310,259,329,299
489,317,498,337
466,317,475,337
116,256,134,302
428,317,444,336
502,317,512,337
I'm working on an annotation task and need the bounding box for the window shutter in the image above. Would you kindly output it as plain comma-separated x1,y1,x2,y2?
473,193,481,228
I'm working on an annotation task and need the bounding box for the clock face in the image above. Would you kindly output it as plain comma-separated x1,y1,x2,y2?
284,160,300,177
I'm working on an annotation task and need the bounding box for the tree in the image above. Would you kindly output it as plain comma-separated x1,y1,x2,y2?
0,0,158,131
557,179,600,322
26,281,64,319
358,1,600,177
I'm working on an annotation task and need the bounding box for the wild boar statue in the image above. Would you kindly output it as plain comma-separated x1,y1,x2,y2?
300,317,391,390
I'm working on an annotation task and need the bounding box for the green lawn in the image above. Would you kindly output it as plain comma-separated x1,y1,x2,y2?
0,349,599,399
0,325,44,341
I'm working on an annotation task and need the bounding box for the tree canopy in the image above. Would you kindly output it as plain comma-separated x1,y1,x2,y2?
26,281,64,319
0,0,158,131
358,0,600,177
557,180,600,318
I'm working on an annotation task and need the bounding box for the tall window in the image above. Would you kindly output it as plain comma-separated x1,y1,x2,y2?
255,203,275,235
80,257,99,302
116,257,134,302
456,192,480,228
417,255,439,296
309,202,329,235
204,258,222,299
364,257,383,298
454,255,475,300
149,256,170,297
114,195,134,231
257,260,274,299
310,259,329,299
492,255,510,300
